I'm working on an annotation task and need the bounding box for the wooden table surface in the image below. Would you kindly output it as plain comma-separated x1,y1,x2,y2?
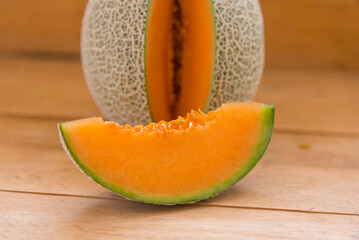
0,57,358,239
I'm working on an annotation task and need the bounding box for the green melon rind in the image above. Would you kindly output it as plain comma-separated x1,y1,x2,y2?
143,0,153,121
202,0,217,114
58,104,274,205
144,0,217,120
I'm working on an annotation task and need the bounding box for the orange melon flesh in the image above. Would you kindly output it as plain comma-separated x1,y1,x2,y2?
59,102,274,204
145,0,215,122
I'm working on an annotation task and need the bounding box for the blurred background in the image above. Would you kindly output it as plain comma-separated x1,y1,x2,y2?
1,0,358,69
0,0,358,134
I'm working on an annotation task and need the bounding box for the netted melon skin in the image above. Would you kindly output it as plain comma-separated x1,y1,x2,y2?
209,0,264,111
81,0,151,125
81,0,264,125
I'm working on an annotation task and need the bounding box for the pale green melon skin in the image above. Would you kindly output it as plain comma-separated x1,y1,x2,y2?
81,0,265,125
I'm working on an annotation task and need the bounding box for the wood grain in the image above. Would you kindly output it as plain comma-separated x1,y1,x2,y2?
1,0,359,69
255,69,359,135
0,116,358,214
261,0,359,69
1,1,358,236
0,58,100,119
1,59,358,134
1,191,358,240
0,0,87,54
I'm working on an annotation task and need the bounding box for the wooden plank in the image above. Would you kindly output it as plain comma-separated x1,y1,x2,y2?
1,59,358,134
0,0,87,54
0,58,101,119
0,116,358,214
1,191,358,240
261,0,359,69
264,0,357,5
255,69,359,135
1,0,359,69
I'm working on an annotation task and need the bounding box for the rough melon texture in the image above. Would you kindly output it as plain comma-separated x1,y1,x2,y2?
210,0,264,111
81,0,151,124
81,0,264,125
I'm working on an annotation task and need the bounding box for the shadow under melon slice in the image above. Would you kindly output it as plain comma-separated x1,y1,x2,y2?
58,102,274,204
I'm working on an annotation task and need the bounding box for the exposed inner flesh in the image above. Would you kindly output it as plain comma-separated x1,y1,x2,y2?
107,108,217,133
61,103,266,198
146,0,215,122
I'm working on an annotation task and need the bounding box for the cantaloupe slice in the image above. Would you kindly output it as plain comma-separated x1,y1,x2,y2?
59,102,274,204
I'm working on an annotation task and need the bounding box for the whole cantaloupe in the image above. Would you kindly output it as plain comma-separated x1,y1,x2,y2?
81,0,264,125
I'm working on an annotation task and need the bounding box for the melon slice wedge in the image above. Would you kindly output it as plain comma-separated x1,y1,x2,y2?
58,102,274,204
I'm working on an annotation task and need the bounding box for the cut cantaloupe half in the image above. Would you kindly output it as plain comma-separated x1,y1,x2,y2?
145,0,215,122
81,0,265,126
58,102,274,204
